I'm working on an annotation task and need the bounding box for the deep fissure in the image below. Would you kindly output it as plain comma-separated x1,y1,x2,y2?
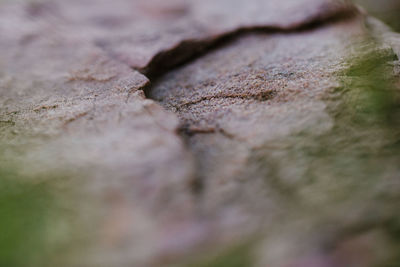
107,8,362,197
139,5,358,81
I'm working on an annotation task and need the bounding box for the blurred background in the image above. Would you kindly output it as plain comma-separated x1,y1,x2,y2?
355,0,400,31
0,0,399,267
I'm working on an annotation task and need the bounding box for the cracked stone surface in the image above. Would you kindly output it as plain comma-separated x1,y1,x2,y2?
151,14,366,219
0,0,356,74
0,0,400,266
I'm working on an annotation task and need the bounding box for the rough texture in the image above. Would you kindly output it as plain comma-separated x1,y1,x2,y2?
0,4,196,266
151,15,366,219
151,14,400,266
0,0,400,266
0,0,356,74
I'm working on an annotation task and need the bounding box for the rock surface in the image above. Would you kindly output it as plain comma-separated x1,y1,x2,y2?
0,0,399,266
0,0,356,74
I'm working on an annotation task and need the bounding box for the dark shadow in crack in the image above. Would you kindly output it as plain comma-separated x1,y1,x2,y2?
141,5,359,84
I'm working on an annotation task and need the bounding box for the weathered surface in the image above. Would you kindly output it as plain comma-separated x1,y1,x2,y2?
0,0,400,266
0,4,196,266
0,0,356,74
151,13,400,266
151,15,365,220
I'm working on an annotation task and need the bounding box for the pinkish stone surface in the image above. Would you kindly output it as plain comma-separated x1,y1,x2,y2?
0,0,399,266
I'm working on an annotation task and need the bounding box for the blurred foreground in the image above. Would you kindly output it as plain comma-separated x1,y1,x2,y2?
1,0,400,266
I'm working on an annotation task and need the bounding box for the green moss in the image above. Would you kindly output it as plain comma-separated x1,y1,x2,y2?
341,50,400,126
0,169,55,266
251,47,400,265
0,163,86,267
187,242,254,267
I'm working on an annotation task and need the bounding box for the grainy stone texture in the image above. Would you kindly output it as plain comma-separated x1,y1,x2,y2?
151,13,400,266
0,0,356,74
0,0,399,266
0,3,197,265
151,14,366,226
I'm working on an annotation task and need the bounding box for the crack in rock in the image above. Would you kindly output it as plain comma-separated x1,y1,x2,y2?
147,10,400,266
1,0,400,266
139,4,358,78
